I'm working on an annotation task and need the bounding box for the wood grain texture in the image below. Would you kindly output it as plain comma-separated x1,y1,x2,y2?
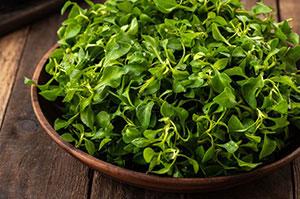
0,0,64,36
242,0,278,19
0,14,90,199
91,171,145,199
279,0,300,33
0,29,28,129
241,0,256,9
263,0,277,10
185,165,293,199
293,158,300,199
144,191,184,199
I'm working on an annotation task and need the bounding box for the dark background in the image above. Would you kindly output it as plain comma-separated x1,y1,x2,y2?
0,0,64,36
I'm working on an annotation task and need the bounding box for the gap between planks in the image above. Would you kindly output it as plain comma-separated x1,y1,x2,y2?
0,28,29,130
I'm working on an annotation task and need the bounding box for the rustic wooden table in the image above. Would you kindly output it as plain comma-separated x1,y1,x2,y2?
0,0,299,198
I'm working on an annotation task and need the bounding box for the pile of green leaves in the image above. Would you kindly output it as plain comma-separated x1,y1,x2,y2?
27,0,300,177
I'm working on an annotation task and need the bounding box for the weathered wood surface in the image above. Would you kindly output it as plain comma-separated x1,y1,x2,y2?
0,0,298,198
0,0,64,36
0,14,90,199
0,29,28,128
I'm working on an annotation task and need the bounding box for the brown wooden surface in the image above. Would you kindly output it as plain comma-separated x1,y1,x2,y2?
0,29,28,128
0,0,299,198
0,0,64,36
0,14,90,199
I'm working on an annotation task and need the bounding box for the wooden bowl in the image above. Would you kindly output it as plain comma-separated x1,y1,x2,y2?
31,44,300,192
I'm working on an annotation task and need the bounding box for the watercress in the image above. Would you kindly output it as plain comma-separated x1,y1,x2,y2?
26,0,300,177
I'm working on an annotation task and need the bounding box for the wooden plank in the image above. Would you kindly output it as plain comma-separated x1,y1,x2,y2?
0,29,28,129
241,0,257,9
293,158,300,199
240,0,277,10
144,191,184,199
241,0,277,16
278,2,300,198
264,0,277,10
279,0,300,34
0,14,90,199
90,171,145,199
91,171,184,199
185,165,293,199
0,0,64,36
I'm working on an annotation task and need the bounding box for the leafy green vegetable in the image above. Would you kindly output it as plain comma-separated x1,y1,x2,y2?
27,0,300,177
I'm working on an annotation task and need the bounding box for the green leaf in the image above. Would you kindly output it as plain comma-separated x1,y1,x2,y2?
211,72,232,93
252,2,272,14
245,133,261,143
131,138,152,148
186,157,199,174
288,32,299,45
234,155,261,169
143,129,161,139
64,23,81,39
80,95,93,112
213,87,237,109
153,0,178,13
175,107,189,123
136,101,155,129
104,34,132,65
24,77,36,86
84,0,94,7
228,115,244,132
202,145,215,163
212,23,231,46
61,1,73,15
272,99,288,114
39,87,63,101
142,35,162,62
127,18,139,36
61,133,75,142
54,118,68,131
123,127,141,144
143,147,156,163
80,106,95,129
152,162,173,174
213,58,228,70
275,27,288,41
96,111,111,128
219,140,239,153
99,66,125,88
99,138,112,150
287,46,300,62
224,67,247,78
85,139,96,155
271,76,300,93
259,135,277,160
266,117,289,131
239,75,264,109
160,101,175,118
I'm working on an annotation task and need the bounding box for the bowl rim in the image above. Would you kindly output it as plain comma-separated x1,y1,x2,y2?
31,44,300,192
